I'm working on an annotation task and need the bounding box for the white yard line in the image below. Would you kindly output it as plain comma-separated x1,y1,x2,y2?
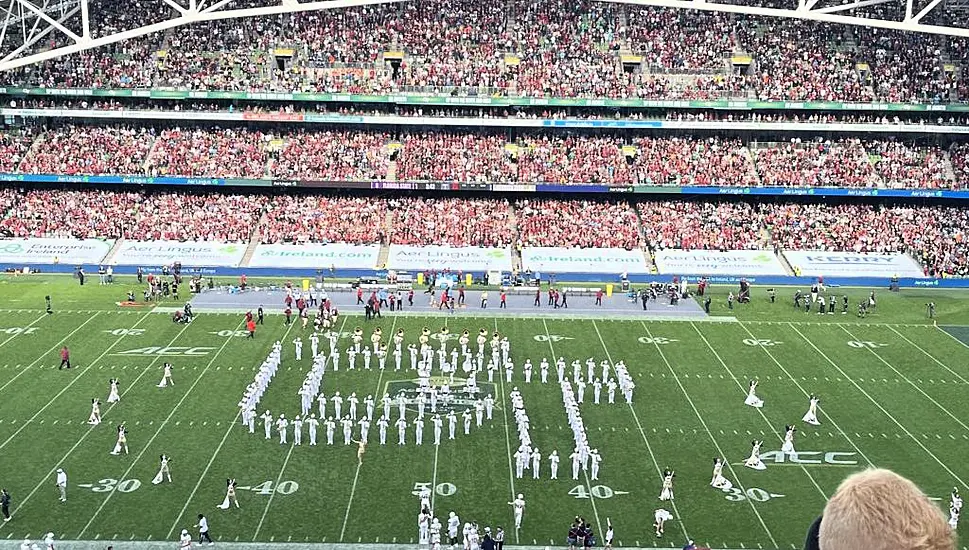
0,312,104,396
936,324,969,351
886,326,969,385
635,321,778,548
78,320,246,538
589,320,691,544
166,320,300,539
0,311,153,452
689,322,834,499
339,315,389,542
837,325,969,433
252,443,296,541
540,318,603,539
789,323,969,491
728,322,875,468
0,311,165,528
0,312,49,348
495,318,520,544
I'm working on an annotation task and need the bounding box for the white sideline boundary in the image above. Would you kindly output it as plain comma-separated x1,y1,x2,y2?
0,543,770,550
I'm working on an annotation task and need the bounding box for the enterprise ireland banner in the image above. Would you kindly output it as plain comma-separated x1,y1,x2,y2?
249,243,380,269
387,245,512,271
521,247,649,274
113,241,247,267
783,250,925,278
0,238,112,264
654,249,787,276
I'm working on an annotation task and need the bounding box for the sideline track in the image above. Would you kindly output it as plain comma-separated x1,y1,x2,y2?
4,542,793,550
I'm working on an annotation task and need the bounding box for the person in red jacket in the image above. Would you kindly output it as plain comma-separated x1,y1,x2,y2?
595,289,604,306
500,291,507,309
246,319,256,339
59,346,71,370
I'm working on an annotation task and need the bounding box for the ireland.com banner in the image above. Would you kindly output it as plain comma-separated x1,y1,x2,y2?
0,238,113,264
248,243,380,269
387,245,513,271
783,250,925,278
521,247,649,274
113,240,247,267
654,249,787,276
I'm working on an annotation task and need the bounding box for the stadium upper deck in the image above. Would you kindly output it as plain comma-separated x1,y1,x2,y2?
0,0,966,104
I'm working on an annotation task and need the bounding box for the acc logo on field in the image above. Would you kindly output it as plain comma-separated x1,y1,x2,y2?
113,346,216,356
758,451,857,465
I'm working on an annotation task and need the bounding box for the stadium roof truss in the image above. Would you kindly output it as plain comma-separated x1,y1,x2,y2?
0,0,964,74
0,0,402,72
604,0,967,36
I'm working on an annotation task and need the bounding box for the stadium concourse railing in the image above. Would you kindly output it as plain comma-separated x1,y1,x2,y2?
0,173,966,199
1,86,969,111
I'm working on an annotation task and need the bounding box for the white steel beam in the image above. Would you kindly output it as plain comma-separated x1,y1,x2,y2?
0,0,402,72
11,0,79,42
0,0,963,75
814,0,894,15
603,0,965,35
911,0,944,21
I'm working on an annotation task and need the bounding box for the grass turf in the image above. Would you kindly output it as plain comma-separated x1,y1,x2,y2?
0,274,965,549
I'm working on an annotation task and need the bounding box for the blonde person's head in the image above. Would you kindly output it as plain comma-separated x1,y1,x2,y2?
820,468,955,550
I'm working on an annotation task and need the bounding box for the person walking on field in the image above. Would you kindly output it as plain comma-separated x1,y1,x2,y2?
59,346,71,370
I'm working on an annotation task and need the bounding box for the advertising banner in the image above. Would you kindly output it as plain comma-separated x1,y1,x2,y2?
0,238,113,264
654,249,787,276
248,243,380,269
521,247,649,274
113,241,247,266
387,245,512,271
783,250,925,278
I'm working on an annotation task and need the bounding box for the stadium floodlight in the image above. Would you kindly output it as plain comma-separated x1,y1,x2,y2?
603,0,966,36
0,0,402,73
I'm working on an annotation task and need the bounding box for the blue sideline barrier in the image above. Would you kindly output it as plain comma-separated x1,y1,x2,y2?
4,263,966,289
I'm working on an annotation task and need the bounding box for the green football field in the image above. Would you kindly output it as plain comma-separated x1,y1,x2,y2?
0,276,966,550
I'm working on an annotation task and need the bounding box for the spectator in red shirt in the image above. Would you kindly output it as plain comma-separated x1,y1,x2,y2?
59,346,71,370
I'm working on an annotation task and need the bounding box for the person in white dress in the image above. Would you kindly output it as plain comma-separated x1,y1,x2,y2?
781,424,797,455
88,398,102,425
744,440,766,470
710,457,733,490
802,395,821,425
658,469,674,501
107,378,120,403
744,380,764,408
110,423,128,455
158,362,174,388
653,509,673,538
217,479,239,509
152,454,172,484
508,493,525,528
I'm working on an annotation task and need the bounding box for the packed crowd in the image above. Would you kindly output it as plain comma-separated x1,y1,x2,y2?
388,197,514,247
0,189,264,241
274,130,391,181
515,199,643,249
0,0,964,103
259,195,386,245
7,125,965,190
1,188,968,275
753,138,881,188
